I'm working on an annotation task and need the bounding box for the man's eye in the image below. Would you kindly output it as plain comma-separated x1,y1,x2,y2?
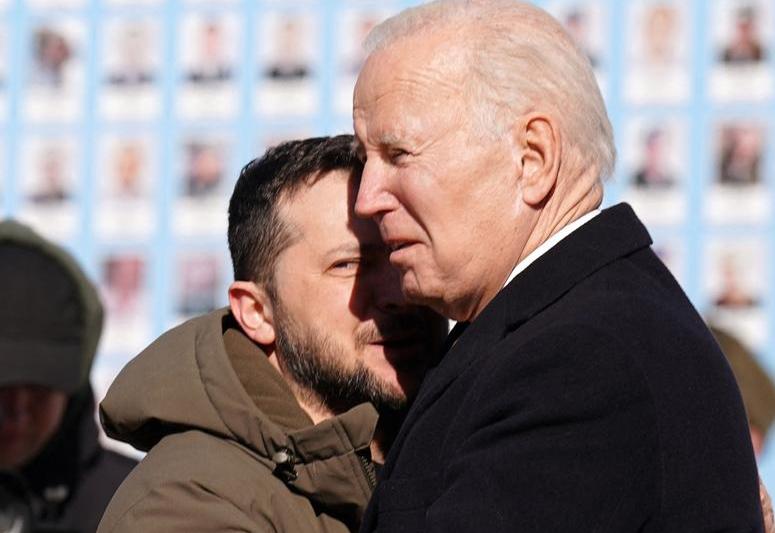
332,260,359,271
388,148,410,164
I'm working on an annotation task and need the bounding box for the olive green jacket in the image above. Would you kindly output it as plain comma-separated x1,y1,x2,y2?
97,309,378,532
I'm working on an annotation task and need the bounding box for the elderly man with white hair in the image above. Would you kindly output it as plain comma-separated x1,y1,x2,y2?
352,1,764,531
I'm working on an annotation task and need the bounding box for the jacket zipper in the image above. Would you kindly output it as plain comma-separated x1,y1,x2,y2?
357,450,377,490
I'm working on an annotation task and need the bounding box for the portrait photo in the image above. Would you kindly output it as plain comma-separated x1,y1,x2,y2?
622,115,688,226
177,11,240,119
710,0,773,101
95,133,157,239
256,10,320,117
98,251,152,354
705,236,769,352
173,134,232,236
174,250,225,320
705,119,769,224
18,135,80,239
624,0,691,105
100,17,162,120
25,19,85,122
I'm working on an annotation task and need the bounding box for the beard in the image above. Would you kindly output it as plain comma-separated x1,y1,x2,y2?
272,301,414,415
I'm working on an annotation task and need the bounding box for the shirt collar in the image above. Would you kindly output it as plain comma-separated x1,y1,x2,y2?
503,209,601,288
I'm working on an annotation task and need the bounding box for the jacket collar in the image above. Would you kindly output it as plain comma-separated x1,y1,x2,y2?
382,203,653,474
208,312,379,527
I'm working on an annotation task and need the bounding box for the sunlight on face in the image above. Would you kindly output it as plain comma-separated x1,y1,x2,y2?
271,169,447,410
353,33,525,321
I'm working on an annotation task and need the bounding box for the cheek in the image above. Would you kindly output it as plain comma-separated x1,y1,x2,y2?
33,398,67,442
301,278,363,341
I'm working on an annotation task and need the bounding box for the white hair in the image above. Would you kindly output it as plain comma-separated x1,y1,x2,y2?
364,0,616,180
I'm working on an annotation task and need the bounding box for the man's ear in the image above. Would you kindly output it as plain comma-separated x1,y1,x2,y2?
512,112,560,207
228,281,276,346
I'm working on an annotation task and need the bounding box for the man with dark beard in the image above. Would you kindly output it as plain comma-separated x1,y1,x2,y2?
97,135,447,532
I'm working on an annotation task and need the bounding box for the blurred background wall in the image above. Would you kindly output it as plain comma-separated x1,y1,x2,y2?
1,0,774,482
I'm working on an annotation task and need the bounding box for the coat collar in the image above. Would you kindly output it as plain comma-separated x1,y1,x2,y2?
102,307,378,529
381,203,653,475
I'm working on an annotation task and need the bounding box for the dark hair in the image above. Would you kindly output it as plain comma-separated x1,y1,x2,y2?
228,134,361,285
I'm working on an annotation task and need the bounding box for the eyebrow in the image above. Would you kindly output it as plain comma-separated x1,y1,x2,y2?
377,132,403,145
351,132,404,153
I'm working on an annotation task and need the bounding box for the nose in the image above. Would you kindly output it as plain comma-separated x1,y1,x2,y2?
354,159,396,220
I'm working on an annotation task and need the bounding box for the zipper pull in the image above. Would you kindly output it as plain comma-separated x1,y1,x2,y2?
271,448,298,483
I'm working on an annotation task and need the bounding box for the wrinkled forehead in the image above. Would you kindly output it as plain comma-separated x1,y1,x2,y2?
356,30,469,103
353,35,470,146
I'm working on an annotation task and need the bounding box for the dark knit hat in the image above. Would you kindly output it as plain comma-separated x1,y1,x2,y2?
0,220,103,393
710,325,775,438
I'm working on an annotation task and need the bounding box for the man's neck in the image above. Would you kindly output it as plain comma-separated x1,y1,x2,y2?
462,181,604,322
265,351,335,424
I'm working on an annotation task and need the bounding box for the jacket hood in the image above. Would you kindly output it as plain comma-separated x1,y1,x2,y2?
100,308,379,523
0,219,103,391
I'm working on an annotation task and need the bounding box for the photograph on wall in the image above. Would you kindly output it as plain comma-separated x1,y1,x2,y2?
173,250,225,323
173,134,232,236
624,0,691,105
710,0,773,101
704,119,769,224
546,1,608,95
622,115,688,226
100,17,162,121
25,18,85,122
95,133,156,239
704,236,769,352
333,6,397,116
177,11,240,119
256,10,320,117
98,251,153,354
17,135,79,239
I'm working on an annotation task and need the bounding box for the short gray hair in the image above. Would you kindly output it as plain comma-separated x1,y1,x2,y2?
364,0,616,180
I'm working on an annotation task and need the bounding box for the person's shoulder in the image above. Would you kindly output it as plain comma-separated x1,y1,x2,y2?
98,430,281,532
99,429,349,533
131,429,278,493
